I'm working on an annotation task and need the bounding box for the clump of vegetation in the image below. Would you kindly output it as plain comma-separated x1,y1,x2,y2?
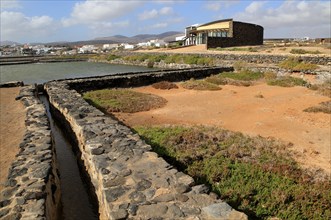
107,54,121,61
255,93,264,98
83,89,167,113
163,54,215,66
290,49,321,54
205,70,264,87
304,101,331,114
310,80,331,97
263,71,278,80
278,57,318,72
233,61,248,71
267,76,307,87
220,70,264,81
152,81,178,90
248,47,258,52
164,54,183,64
181,79,221,91
134,125,331,220
147,61,154,68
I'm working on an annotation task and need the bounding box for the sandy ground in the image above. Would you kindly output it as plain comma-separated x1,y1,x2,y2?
137,44,331,56
114,83,331,175
0,87,25,191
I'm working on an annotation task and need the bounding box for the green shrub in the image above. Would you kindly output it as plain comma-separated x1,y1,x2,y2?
83,89,167,113
164,54,182,64
148,54,167,62
267,76,307,87
233,61,248,71
293,62,318,72
134,125,331,220
220,70,264,81
279,57,318,72
107,54,121,61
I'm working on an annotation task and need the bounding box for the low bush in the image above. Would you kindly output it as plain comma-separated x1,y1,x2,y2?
147,61,154,68
233,61,248,71
205,70,263,87
310,80,331,97
279,57,318,72
304,101,331,114
181,79,221,91
290,49,321,54
267,76,307,87
152,81,178,90
134,125,331,220
107,54,121,61
220,70,264,81
263,71,278,80
164,54,183,64
83,89,167,113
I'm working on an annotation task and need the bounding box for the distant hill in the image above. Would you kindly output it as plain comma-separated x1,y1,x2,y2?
94,31,184,44
0,41,21,46
1,31,185,47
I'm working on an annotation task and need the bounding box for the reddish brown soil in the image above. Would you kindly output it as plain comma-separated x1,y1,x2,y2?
0,87,25,191
114,83,331,175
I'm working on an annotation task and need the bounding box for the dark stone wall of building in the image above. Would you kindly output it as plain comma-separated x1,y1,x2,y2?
207,22,264,48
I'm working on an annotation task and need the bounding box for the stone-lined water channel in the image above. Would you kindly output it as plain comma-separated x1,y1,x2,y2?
0,62,155,219
40,95,99,220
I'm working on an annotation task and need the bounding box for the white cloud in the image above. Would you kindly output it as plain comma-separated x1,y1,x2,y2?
204,0,240,11
62,0,143,27
235,1,331,38
151,22,168,29
138,6,174,20
159,6,173,15
245,1,265,14
205,2,221,11
0,0,21,9
139,9,158,20
1,11,57,42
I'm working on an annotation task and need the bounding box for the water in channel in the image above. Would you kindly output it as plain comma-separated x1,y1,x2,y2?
40,95,99,220
0,61,154,84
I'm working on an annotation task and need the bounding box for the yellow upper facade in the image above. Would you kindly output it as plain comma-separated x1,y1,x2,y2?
196,20,231,31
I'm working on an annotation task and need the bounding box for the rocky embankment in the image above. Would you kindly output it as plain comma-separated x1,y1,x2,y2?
90,51,331,83
44,68,247,219
0,85,60,220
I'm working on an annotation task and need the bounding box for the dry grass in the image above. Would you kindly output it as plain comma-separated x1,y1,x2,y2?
310,80,331,97
83,89,167,113
181,79,222,91
304,101,331,114
152,81,178,90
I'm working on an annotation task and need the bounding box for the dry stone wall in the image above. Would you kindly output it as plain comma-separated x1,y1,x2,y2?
109,51,331,65
44,68,248,220
0,85,60,220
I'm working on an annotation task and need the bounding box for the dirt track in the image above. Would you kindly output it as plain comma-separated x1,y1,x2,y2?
114,83,331,175
0,87,25,191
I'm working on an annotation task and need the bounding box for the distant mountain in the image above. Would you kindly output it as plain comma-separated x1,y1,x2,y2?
0,41,21,46
1,31,185,47
94,31,184,44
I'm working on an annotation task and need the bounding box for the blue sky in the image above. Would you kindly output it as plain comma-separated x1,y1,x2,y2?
1,0,330,43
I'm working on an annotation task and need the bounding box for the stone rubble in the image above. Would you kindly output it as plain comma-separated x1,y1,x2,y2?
44,68,248,220
0,85,60,220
